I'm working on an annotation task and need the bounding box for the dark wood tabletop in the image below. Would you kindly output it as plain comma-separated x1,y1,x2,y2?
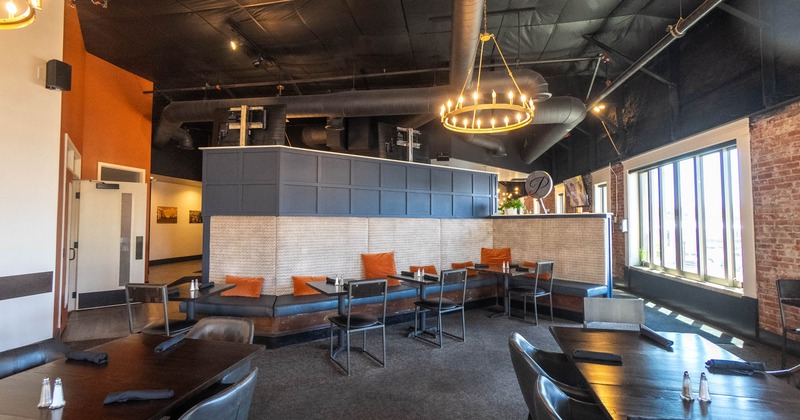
0,334,264,419
306,280,349,296
168,279,235,301
550,326,800,420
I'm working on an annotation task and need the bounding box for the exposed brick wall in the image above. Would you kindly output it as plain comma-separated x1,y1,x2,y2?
609,163,626,284
750,101,800,335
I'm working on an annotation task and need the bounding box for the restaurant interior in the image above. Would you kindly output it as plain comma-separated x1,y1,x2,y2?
3,0,800,418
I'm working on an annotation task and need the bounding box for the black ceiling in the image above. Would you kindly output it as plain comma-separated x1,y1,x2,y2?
76,0,706,102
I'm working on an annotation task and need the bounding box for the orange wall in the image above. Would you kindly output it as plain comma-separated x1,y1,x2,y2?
81,54,153,179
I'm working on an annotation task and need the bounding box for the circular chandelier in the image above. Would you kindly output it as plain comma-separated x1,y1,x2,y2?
0,0,41,30
440,6,535,134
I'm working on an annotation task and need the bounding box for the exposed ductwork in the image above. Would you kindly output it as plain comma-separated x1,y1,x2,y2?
152,0,585,163
519,97,587,163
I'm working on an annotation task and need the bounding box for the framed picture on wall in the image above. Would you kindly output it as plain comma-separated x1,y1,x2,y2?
156,206,178,224
189,210,202,224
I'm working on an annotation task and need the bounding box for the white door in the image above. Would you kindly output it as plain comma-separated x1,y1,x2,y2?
66,180,80,311
75,180,147,309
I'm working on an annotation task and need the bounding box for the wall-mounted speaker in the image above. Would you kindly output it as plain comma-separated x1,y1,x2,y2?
46,59,72,91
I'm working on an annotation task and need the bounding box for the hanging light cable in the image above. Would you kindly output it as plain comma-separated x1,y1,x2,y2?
440,2,535,134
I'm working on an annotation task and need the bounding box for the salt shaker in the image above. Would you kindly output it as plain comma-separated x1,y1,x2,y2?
698,372,711,403
680,371,693,401
37,377,52,408
49,378,65,409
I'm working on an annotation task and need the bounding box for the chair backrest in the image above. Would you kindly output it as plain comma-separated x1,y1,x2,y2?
186,316,254,344
346,279,388,323
535,261,555,291
125,283,170,335
0,339,66,380
435,268,468,307
583,297,644,330
178,368,259,420
777,280,800,323
533,376,572,420
508,332,560,417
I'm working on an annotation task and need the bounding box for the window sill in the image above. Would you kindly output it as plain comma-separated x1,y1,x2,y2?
629,266,744,298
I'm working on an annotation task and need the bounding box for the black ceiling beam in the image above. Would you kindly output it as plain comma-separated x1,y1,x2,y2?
583,35,675,88
717,3,767,28
429,7,536,22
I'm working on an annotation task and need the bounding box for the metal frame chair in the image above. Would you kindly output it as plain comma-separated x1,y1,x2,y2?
507,261,554,325
413,268,468,348
582,297,644,330
777,279,800,368
328,279,387,376
767,363,800,390
177,368,258,420
125,283,194,337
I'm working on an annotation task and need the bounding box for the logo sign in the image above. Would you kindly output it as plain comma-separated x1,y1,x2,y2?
525,171,553,199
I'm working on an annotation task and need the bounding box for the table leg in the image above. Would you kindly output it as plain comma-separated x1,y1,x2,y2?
185,301,196,320
332,295,347,358
407,282,438,338
488,274,510,318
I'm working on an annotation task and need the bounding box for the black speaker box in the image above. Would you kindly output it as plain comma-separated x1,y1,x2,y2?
46,59,72,91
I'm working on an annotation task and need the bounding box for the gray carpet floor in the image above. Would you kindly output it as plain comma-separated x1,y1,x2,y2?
246,300,795,420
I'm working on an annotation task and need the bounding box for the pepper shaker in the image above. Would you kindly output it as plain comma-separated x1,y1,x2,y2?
37,377,52,408
698,372,711,403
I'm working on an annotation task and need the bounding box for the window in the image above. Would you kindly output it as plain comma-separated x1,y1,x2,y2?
594,183,607,213
637,144,743,288
555,192,565,214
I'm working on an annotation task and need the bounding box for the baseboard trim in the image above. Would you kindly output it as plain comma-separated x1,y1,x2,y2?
149,255,202,266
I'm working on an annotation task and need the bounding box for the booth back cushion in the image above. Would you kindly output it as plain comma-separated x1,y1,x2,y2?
221,276,264,297
292,276,326,296
409,265,437,275
451,261,477,277
362,252,399,286
481,248,511,265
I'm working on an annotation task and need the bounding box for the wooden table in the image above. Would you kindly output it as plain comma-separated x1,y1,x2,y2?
168,278,234,320
550,326,800,419
388,273,438,337
0,334,263,419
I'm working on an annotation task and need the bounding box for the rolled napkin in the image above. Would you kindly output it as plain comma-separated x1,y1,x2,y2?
573,349,622,364
639,325,674,348
198,281,214,290
509,264,519,269
400,271,414,277
474,264,489,269
154,333,186,353
705,359,766,375
103,389,174,404
65,350,108,365
325,277,336,285
515,267,530,272
423,274,438,281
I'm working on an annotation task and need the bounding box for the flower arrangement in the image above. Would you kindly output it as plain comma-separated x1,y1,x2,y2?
499,198,523,213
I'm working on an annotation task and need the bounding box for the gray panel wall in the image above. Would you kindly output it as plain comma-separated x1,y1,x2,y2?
202,146,497,219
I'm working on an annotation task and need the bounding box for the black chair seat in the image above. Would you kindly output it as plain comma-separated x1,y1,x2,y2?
329,314,380,329
508,286,547,296
415,298,459,309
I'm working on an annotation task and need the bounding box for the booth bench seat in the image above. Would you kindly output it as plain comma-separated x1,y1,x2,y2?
550,279,608,297
182,273,499,321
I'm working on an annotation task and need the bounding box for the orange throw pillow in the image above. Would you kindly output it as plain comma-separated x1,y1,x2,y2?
410,265,437,275
451,261,477,277
221,275,264,297
481,247,511,266
362,252,399,286
292,276,325,296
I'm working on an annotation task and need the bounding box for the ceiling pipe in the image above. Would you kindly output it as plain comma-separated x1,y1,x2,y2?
588,0,724,109
519,97,587,163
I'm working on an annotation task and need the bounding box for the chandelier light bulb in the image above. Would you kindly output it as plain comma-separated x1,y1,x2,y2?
492,90,497,104
529,99,534,109
491,118,496,128
452,116,457,125
463,118,468,129
230,40,238,50
473,91,479,104
516,113,522,123
6,1,17,15
521,94,526,105
504,116,510,126
440,105,445,117
508,91,514,104
477,119,482,129
447,99,452,112
458,96,464,106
